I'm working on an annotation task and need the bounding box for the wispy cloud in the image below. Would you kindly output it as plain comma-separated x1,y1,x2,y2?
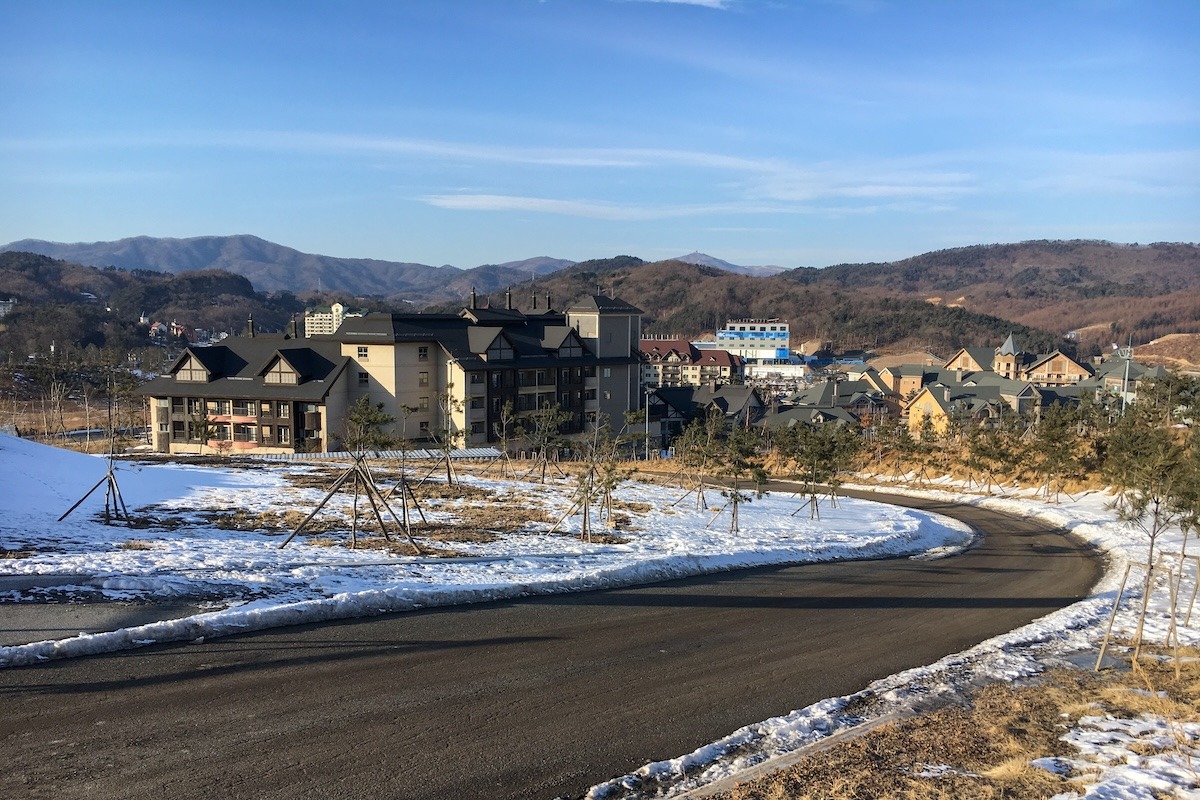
618,0,733,8
422,194,772,220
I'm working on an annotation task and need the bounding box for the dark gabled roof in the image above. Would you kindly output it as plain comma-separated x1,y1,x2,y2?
656,384,763,423
140,333,349,402
640,338,697,361
1092,357,1165,383
268,346,339,381
695,350,743,368
953,347,995,369
569,295,645,315
540,326,577,351
762,406,859,429
168,345,248,379
467,326,506,354
997,333,1021,356
319,305,637,370
460,307,529,325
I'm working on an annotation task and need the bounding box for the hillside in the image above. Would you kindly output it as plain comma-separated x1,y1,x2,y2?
0,252,303,358
495,257,1064,356
506,241,1199,354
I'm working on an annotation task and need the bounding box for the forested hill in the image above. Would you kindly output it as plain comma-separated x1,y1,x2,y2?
494,257,1065,357
0,252,303,358
497,242,1200,354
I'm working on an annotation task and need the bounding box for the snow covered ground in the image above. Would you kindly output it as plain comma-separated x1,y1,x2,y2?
1,434,1197,798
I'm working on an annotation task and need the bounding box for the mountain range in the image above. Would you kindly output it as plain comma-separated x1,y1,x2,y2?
0,235,780,305
3,235,1199,356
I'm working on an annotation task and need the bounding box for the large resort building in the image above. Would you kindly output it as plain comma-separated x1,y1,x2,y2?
140,295,643,455
697,318,791,364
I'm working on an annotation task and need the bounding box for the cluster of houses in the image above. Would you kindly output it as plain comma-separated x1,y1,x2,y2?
137,293,1164,456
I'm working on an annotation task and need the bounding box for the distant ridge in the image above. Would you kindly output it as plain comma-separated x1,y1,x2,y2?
0,235,575,305
673,251,789,277
0,235,791,302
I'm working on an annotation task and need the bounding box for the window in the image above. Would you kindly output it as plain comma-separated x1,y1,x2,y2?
233,401,253,417
260,402,272,416
278,403,290,418
171,421,186,439
358,371,369,386
419,396,429,410
418,346,429,361
602,367,612,378
261,425,272,440
171,398,184,413
471,421,485,435
470,372,484,384
357,346,369,359
278,427,290,444
418,421,430,435
470,397,484,409
419,371,429,387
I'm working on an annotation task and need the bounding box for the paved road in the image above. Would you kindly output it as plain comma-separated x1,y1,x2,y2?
0,490,1101,800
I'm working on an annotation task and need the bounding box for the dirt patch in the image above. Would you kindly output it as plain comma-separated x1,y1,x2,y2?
710,648,1200,800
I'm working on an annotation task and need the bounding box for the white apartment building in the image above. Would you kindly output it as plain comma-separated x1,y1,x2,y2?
696,318,793,364
303,302,364,337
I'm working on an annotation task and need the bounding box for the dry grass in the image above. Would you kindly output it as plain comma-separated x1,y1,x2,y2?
203,508,347,534
117,539,157,551
455,503,554,532
712,648,1200,800
0,546,33,559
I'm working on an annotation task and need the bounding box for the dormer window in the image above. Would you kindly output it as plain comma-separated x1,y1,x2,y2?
486,337,514,360
264,360,299,385
175,355,207,383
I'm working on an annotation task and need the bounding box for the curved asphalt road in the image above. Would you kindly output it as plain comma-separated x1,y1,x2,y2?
0,488,1100,800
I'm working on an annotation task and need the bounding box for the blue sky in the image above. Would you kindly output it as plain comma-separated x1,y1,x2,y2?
1,0,1196,269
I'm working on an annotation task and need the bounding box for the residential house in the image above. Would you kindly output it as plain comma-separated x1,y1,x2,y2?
943,334,1091,387
651,384,766,443
906,372,1046,436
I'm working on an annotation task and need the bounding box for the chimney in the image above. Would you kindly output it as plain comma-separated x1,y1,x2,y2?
470,287,477,310
531,293,538,310
505,287,513,310
287,315,298,339
246,314,255,338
